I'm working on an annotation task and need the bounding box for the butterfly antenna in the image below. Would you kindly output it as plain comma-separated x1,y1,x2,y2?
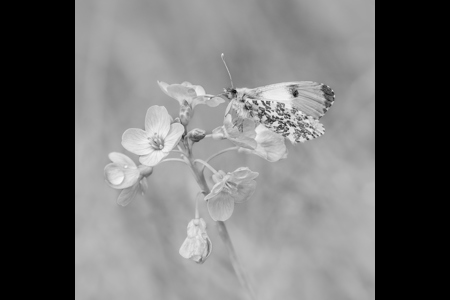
221,53,234,89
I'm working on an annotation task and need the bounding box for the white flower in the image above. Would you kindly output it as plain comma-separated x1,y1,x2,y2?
238,125,288,162
204,167,259,221
121,106,184,167
157,81,224,108
104,152,152,206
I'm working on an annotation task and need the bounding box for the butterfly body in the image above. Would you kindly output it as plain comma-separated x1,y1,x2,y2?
224,81,335,144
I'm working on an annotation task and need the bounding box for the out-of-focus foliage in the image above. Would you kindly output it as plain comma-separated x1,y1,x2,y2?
75,0,374,299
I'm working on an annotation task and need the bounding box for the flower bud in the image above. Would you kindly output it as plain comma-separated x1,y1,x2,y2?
187,128,206,143
179,218,212,264
138,165,153,178
179,100,193,126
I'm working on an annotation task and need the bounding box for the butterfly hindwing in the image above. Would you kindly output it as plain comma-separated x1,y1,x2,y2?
242,98,325,144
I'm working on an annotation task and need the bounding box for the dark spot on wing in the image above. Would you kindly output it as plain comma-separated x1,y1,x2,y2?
321,85,334,97
320,84,335,114
288,85,299,97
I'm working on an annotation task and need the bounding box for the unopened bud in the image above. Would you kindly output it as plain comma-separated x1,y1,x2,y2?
138,165,153,178
187,128,206,143
179,218,212,264
179,100,192,126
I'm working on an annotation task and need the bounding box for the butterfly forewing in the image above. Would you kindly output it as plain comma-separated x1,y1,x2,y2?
229,81,334,144
248,81,335,119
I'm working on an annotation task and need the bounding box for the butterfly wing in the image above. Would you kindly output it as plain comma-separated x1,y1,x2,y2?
247,81,335,119
233,82,334,144
242,98,325,143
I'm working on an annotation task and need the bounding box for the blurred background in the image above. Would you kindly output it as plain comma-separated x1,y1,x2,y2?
75,0,374,299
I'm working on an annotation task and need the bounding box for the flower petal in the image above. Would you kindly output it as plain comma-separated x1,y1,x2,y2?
166,85,196,104
192,96,225,108
108,152,137,168
121,128,152,156
139,150,168,167
207,192,235,221
104,163,141,189
204,180,226,201
117,183,141,206
145,106,171,138
239,125,288,162
233,180,257,203
223,116,257,149
231,167,259,182
157,81,171,97
193,85,205,96
162,123,184,152
104,163,125,186
205,96,225,107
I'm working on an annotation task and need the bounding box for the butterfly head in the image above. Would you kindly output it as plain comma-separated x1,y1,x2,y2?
223,87,237,100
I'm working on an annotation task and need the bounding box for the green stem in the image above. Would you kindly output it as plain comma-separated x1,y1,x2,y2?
206,146,238,164
186,157,256,300
161,158,189,165
216,221,256,300
170,150,185,155
200,147,238,173
193,159,219,175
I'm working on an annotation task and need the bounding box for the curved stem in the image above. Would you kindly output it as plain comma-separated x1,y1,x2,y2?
200,147,238,172
206,146,238,164
170,150,185,155
160,158,189,165
193,159,218,175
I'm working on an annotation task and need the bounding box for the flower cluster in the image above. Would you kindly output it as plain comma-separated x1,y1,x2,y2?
104,80,290,263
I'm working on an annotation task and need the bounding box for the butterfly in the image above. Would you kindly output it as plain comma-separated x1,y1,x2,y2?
219,55,335,144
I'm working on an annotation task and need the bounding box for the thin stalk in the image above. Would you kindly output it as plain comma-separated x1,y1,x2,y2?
170,150,185,155
206,147,238,164
186,157,256,300
200,146,238,172
161,158,189,165
193,159,219,175
216,221,256,300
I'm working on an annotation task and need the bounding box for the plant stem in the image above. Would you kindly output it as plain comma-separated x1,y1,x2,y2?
161,158,189,165
186,156,256,300
216,221,256,300
193,159,218,175
197,146,238,173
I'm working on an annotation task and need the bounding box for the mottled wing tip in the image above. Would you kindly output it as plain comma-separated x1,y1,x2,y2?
320,83,335,113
